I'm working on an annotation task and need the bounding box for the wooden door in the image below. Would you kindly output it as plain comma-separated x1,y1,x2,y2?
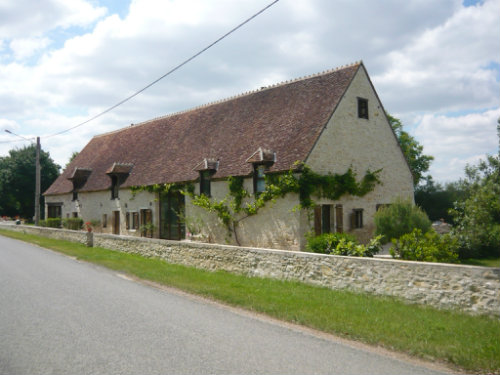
160,192,185,240
113,211,120,235
140,209,153,238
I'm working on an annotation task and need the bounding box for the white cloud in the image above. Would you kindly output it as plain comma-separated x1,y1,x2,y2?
0,0,107,39
374,0,499,113
414,109,500,181
0,0,498,183
9,37,52,60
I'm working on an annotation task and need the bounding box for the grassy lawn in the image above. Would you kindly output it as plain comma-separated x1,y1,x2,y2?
1,228,499,373
460,257,500,268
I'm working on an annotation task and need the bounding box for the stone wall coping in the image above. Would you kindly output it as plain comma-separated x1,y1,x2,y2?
2,223,497,274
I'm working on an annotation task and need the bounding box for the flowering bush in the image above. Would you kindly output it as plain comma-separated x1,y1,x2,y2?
85,221,92,232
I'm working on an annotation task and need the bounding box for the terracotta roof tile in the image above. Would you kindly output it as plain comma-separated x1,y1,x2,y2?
45,63,360,195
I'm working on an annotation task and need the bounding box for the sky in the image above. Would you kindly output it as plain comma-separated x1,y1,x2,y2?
0,0,498,183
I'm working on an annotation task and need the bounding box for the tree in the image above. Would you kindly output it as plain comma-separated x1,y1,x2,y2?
0,145,60,219
450,154,500,258
387,114,434,186
65,151,79,170
415,176,467,222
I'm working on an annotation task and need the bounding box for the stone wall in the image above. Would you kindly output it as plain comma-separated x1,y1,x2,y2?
2,223,498,317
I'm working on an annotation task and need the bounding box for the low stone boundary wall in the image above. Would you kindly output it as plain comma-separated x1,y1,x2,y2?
2,223,499,317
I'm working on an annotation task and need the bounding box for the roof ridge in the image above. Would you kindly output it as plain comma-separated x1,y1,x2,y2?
94,61,362,138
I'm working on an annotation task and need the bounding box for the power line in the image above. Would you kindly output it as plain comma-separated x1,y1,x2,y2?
44,0,279,139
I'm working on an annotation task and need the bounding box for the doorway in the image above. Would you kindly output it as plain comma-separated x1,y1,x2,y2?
140,209,153,238
160,192,185,240
112,211,120,235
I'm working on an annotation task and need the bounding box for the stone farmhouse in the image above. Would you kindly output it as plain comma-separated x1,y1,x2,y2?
44,62,413,250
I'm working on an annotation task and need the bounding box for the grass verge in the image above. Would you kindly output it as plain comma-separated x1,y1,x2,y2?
1,228,499,373
460,257,500,268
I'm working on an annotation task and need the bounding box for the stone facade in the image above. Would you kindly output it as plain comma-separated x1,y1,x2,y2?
45,189,158,237
306,67,414,243
2,223,498,317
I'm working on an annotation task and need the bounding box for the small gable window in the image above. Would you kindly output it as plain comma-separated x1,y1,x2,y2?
254,165,267,195
358,97,368,119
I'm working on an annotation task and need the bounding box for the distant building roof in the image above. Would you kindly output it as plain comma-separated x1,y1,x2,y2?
45,62,362,195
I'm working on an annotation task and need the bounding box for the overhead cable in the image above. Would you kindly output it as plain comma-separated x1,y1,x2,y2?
44,0,279,139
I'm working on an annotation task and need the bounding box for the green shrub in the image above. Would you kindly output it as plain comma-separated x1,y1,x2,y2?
374,198,431,243
62,218,83,230
39,220,47,227
331,235,382,257
306,232,382,257
390,228,459,263
306,232,357,254
46,218,61,228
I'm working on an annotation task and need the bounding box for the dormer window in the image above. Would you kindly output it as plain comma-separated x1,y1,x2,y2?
246,147,276,196
111,175,119,199
253,165,267,194
67,167,92,202
200,170,212,196
106,163,133,200
358,97,368,119
193,158,218,197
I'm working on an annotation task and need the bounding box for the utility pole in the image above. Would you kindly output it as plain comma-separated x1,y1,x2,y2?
35,136,41,226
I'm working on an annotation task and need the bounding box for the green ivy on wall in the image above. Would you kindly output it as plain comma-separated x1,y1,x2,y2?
187,162,381,245
129,162,381,245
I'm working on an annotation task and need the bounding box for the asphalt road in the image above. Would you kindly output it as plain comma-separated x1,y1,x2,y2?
0,235,454,374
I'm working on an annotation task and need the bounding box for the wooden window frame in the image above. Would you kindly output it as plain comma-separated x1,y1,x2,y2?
111,175,119,199
199,170,212,197
357,97,369,119
47,204,62,219
253,164,267,195
353,208,364,229
132,212,139,230
314,204,335,235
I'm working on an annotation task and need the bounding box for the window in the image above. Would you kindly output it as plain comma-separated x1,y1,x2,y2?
72,191,78,201
314,204,332,235
47,204,62,219
352,209,363,229
126,212,130,229
200,170,212,196
132,212,139,230
253,165,267,195
111,175,119,199
72,212,78,218
358,97,368,119
102,214,107,228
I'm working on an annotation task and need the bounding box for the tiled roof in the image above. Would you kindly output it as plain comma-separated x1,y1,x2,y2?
45,62,361,195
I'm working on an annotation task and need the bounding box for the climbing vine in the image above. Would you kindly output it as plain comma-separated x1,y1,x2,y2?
187,162,382,245
129,163,381,245
130,181,194,199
